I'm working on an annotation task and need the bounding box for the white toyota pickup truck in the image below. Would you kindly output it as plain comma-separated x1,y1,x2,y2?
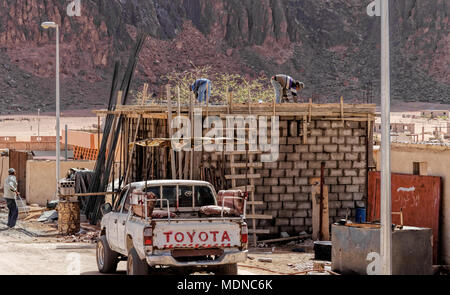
96,180,248,275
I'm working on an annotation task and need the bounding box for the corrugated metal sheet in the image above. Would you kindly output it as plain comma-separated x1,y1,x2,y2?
368,172,441,264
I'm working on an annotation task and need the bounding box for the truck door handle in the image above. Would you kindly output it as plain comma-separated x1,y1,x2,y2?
122,221,126,225
114,219,117,224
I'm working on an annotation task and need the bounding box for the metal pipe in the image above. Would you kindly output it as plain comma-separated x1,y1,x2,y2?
380,0,392,275
56,24,61,200
65,124,68,161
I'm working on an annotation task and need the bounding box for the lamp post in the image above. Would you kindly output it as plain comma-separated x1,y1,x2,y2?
41,21,60,200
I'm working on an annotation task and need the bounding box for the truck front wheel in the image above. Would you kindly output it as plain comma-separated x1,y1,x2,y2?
97,235,119,273
215,263,238,275
127,248,149,275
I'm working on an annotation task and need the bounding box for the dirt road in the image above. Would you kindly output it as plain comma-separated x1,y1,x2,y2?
0,223,256,275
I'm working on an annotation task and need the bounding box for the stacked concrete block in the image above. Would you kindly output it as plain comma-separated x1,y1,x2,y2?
255,119,369,236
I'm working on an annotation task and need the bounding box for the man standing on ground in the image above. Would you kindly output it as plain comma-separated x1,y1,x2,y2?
4,168,19,228
271,74,305,103
191,78,212,104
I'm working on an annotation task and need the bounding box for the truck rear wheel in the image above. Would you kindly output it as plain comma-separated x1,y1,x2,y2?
97,235,119,273
215,263,238,275
127,247,149,275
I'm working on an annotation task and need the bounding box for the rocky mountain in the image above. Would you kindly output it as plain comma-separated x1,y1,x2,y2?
0,0,448,114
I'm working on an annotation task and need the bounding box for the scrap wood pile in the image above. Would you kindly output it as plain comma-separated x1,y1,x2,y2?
58,230,99,243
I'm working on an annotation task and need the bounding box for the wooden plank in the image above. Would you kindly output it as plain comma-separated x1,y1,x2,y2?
310,177,330,241
232,185,255,192
246,214,273,220
225,174,261,180
248,229,270,234
229,162,262,168
224,151,262,155
167,85,176,180
247,201,264,205
258,234,312,244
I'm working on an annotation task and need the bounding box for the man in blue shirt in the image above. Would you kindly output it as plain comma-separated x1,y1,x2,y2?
191,78,212,104
4,168,19,228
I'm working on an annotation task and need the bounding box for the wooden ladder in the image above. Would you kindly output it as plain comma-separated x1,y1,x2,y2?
224,149,272,247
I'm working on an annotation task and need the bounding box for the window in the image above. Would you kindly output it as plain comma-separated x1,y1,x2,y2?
195,186,216,207
413,162,428,176
114,187,129,212
178,186,194,208
162,186,177,207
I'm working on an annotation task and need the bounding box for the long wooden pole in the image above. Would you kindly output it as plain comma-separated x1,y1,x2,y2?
167,85,177,179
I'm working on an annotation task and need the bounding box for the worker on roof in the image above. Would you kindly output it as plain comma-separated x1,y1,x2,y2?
271,74,305,103
191,78,212,104
4,168,19,229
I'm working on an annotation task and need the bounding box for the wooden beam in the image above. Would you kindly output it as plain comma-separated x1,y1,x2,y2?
167,85,177,180
258,234,312,244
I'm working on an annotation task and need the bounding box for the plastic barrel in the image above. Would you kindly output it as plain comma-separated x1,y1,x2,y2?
356,207,366,223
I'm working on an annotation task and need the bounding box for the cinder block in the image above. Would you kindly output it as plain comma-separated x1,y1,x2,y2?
353,129,366,137
358,169,367,177
286,153,301,161
360,137,367,145
295,178,309,185
352,177,366,185
289,121,298,136
332,137,346,144
264,194,280,202
346,136,360,145
291,218,305,226
332,121,345,128
302,153,316,161
329,201,342,209
301,186,312,193
256,186,271,194
339,161,352,169
271,169,286,177
324,145,338,153
345,121,359,129
305,218,312,226
317,136,331,144
330,169,343,177
284,202,298,209
298,202,311,209
339,192,353,201
275,218,290,226
331,185,346,193
268,202,283,210
287,186,301,193
300,169,315,177
353,161,367,169
339,145,352,153
295,145,309,153
325,177,338,185
309,145,324,153
278,209,294,218
288,137,302,145
264,162,278,169
316,153,330,161
280,145,294,153
328,193,339,201
324,161,337,169
277,153,287,161
264,178,279,185
344,169,358,177
280,178,294,185
309,161,322,169
294,193,310,201
294,210,308,218
331,153,345,161
310,129,323,136
345,152,359,161
316,121,331,129
280,194,294,201
260,169,270,177
338,177,352,185
286,170,300,177
325,129,338,137
294,161,308,169
339,129,353,137
328,209,337,217
279,162,293,169
342,201,356,209
346,185,360,193
353,193,364,201
313,169,329,177
272,186,286,194
307,137,317,145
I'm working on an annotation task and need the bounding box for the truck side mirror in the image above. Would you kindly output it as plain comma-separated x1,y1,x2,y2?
101,203,112,215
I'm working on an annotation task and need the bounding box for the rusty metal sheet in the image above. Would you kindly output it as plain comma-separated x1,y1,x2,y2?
368,172,441,264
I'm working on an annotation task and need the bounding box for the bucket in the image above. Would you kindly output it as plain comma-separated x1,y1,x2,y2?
356,207,366,223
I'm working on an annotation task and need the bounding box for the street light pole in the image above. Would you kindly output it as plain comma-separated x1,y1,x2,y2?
41,21,60,200
380,0,392,275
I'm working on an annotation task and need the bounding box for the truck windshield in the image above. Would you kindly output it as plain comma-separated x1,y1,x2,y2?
178,186,193,207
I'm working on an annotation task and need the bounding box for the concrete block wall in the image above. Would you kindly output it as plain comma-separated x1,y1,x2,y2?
252,119,370,236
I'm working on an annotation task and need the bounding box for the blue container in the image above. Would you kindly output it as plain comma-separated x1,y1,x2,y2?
356,208,366,223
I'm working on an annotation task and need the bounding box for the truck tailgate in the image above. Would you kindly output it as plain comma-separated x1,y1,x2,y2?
153,221,241,249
